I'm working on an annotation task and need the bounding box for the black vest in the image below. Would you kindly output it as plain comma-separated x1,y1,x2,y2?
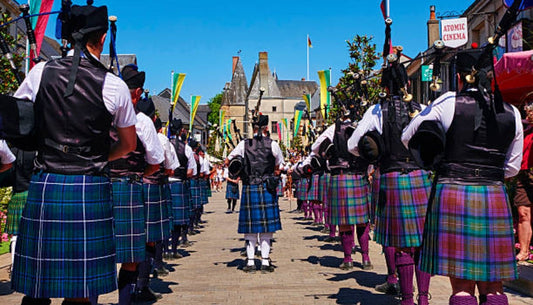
243,137,275,185
380,97,421,173
10,147,36,193
109,126,146,178
193,153,201,178
330,120,369,174
439,94,516,183
34,57,112,175
172,138,189,180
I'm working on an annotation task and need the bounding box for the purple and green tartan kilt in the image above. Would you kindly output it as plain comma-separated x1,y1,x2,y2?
112,179,146,263
293,180,300,199
189,179,202,209
200,179,209,205
12,173,116,298
276,181,284,197
307,174,321,202
226,181,240,200
297,178,309,201
374,170,431,248
420,183,517,282
238,183,282,234
170,181,191,225
321,174,330,206
143,183,171,242
328,173,370,226
5,191,28,235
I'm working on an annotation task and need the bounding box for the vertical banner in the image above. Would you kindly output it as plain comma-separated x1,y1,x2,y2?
278,122,282,141
318,70,331,120
219,109,226,132
282,118,289,146
172,73,186,105
29,0,55,61
226,119,233,141
293,110,303,138
303,94,311,112
189,95,201,133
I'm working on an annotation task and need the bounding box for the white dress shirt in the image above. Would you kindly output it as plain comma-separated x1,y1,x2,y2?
158,133,179,170
228,137,284,166
0,140,15,164
136,113,165,165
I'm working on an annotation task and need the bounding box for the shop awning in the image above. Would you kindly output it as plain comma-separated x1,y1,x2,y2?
494,50,533,105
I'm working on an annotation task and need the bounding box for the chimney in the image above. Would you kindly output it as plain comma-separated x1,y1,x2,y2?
427,5,440,48
232,56,239,75
259,52,270,96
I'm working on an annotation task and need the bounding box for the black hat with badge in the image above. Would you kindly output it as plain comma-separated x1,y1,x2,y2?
122,64,146,89
252,114,269,128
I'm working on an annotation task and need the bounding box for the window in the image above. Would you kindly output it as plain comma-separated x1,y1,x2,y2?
271,121,278,133
272,106,277,112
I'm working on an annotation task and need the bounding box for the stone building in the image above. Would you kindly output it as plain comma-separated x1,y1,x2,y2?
221,52,318,147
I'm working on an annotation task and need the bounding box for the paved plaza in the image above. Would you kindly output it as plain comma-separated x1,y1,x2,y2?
0,188,531,304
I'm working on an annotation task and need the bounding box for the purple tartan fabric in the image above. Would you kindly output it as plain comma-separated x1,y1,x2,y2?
112,179,146,263
297,178,309,201
374,170,431,248
276,181,284,197
307,174,321,202
12,173,116,298
321,173,330,206
328,173,369,226
420,183,517,282
143,183,171,242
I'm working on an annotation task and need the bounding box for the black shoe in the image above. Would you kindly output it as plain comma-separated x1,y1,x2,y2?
154,266,169,277
339,261,354,270
324,236,337,242
260,264,275,273
172,253,183,259
375,281,400,295
362,260,373,270
134,287,162,302
242,265,256,273
163,252,172,260
181,240,193,248
240,250,247,257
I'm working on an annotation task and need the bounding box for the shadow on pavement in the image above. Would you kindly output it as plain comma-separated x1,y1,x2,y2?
327,287,398,305
299,255,343,268
327,270,386,289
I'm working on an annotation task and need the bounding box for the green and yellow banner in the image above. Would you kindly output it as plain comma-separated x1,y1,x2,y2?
303,94,311,112
219,109,226,132
226,119,233,141
171,73,186,106
318,70,331,119
189,95,201,133
294,110,303,138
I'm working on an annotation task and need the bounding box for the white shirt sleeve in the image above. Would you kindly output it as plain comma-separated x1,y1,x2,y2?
347,104,383,156
271,140,283,166
401,91,456,148
505,105,524,178
0,140,15,164
14,62,45,101
311,125,335,155
202,157,211,174
227,141,245,159
136,113,165,165
158,133,180,170
223,168,229,179
185,145,197,171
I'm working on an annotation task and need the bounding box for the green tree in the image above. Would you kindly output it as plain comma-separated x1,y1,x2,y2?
207,93,223,128
330,35,382,123
0,10,25,94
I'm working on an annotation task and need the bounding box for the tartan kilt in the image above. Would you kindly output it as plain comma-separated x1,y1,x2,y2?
307,174,321,202
238,183,282,234
321,173,330,206
420,183,517,282
170,181,191,225
328,173,370,225
226,182,240,200
293,180,300,199
143,183,171,242
5,191,28,235
276,181,284,197
189,179,202,209
200,179,209,205
207,181,212,197
12,173,116,298
375,170,431,248
112,180,146,263
297,178,309,201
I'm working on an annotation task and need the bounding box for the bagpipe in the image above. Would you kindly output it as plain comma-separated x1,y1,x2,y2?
232,119,243,143
251,87,266,125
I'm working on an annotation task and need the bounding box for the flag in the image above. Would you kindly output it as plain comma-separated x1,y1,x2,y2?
29,0,55,66
189,96,201,133
278,122,282,141
171,73,186,106
308,36,313,48
503,0,533,10
317,70,331,120
294,110,303,138
282,118,288,129
219,109,226,132
226,119,233,140
303,94,311,112
380,0,388,19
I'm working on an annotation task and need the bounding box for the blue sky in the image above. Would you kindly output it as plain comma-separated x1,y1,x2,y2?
44,0,475,104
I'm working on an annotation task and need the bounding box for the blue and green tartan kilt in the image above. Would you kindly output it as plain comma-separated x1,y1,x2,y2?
12,173,116,298
5,191,28,235
207,181,212,197
328,173,370,226
420,183,517,282
226,181,240,200
276,181,284,197
375,170,431,248
170,181,191,225
200,179,209,205
238,183,282,234
297,178,309,201
143,183,171,242
307,174,321,202
189,179,203,209
112,179,146,263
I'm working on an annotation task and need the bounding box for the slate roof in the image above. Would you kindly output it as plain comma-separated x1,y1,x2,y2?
276,80,318,99
100,54,137,74
152,89,208,130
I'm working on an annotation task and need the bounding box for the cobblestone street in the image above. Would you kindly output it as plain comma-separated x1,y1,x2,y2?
0,189,531,304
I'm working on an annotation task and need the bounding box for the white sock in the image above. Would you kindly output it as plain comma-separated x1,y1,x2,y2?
10,236,17,272
260,233,273,265
244,233,257,262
